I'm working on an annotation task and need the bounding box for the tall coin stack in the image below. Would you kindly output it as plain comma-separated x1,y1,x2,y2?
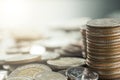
86,18,120,80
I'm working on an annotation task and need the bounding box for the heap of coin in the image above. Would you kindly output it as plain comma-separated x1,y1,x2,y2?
86,18,120,80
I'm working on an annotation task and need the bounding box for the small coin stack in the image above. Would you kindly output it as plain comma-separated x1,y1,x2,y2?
86,18,120,80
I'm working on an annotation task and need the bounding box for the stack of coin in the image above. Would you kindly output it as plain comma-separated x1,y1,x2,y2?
86,18,120,80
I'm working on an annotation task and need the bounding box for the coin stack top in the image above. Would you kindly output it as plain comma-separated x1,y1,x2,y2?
86,18,120,80
87,18,120,27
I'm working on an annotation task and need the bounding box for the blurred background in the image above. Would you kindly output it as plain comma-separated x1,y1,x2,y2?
0,0,119,40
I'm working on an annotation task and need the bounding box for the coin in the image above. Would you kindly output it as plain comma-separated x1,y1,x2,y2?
8,64,52,78
66,67,98,80
5,54,41,65
87,18,120,27
34,72,67,80
47,57,85,70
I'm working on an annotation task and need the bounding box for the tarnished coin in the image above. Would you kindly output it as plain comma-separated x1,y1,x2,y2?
6,77,32,80
34,72,67,80
47,57,85,70
8,64,52,78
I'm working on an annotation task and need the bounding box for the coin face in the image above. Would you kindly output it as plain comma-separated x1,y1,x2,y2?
7,77,32,80
47,57,85,70
87,18,120,27
8,64,52,78
34,72,67,80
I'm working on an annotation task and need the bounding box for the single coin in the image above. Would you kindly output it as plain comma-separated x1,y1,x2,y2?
86,59,120,67
87,47,120,52
100,74,120,80
87,38,120,43
66,67,98,80
86,32,120,37
47,57,85,70
87,18,120,27
86,61,120,69
87,54,120,61
34,72,67,80
8,64,52,78
87,56,120,63
87,34,120,40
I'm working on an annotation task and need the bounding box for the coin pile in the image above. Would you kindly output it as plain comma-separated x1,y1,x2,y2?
86,18,120,80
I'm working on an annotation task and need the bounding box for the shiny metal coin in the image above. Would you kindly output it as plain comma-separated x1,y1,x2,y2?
66,67,98,80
